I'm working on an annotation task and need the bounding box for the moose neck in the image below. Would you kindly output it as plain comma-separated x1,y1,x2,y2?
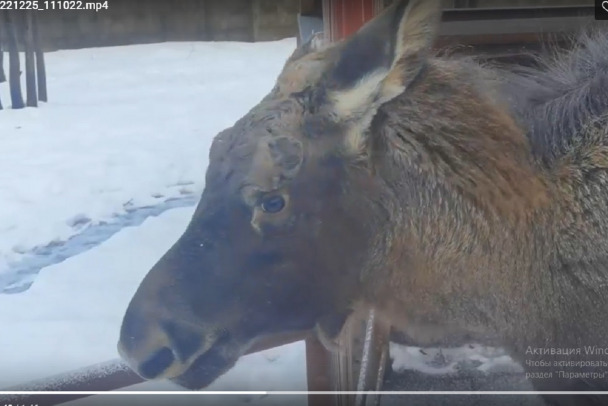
360,59,561,352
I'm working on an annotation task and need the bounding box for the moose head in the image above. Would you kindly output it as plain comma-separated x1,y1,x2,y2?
117,0,486,388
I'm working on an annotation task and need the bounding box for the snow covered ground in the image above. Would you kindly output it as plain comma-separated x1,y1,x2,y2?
0,38,522,403
0,37,306,393
0,39,295,282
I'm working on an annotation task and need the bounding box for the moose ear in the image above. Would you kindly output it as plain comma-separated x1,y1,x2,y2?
326,0,441,121
284,32,328,66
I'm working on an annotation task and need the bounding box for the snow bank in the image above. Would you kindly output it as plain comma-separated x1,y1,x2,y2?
0,39,296,274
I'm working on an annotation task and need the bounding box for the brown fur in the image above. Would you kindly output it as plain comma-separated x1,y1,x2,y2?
119,1,608,403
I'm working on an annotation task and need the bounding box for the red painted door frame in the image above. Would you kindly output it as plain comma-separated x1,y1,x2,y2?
323,0,385,42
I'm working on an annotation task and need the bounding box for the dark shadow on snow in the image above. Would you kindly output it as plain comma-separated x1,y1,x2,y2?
0,194,199,294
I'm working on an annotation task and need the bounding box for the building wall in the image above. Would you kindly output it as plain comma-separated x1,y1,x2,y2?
31,0,595,51
252,0,300,41
35,0,299,51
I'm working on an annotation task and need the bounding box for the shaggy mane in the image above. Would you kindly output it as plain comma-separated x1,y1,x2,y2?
501,30,608,166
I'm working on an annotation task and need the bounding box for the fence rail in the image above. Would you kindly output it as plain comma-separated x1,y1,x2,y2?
2,331,308,406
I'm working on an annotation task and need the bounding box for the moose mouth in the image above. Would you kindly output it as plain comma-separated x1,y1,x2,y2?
170,335,241,390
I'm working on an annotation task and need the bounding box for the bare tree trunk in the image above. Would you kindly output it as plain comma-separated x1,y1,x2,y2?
0,14,6,84
0,11,5,109
31,10,46,102
22,10,37,107
0,35,3,109
3,10,24,109
0,46,5,85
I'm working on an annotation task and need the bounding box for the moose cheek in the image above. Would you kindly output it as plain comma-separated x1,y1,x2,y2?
248,251,284,269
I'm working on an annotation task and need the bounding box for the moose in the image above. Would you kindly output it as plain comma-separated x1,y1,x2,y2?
118,0,608,404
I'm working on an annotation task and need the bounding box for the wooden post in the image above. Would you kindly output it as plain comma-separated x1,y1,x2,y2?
331,317,359,406
322,0,385,42
319,309,391,406
306,335,334,406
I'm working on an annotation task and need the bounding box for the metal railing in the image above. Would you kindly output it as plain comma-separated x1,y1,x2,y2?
2,331,309,406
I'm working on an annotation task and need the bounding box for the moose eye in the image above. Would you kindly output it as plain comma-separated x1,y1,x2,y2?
261,195,286,213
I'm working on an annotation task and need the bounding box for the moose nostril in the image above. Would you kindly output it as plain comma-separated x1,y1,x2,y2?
162,321,203,363
138,347,175,379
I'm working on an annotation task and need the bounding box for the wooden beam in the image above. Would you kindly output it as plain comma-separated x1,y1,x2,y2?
331,317,359,406
327,310,391,406
441,5,595,22
306,335,334,406
320,3,594,46
439,15,592,38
